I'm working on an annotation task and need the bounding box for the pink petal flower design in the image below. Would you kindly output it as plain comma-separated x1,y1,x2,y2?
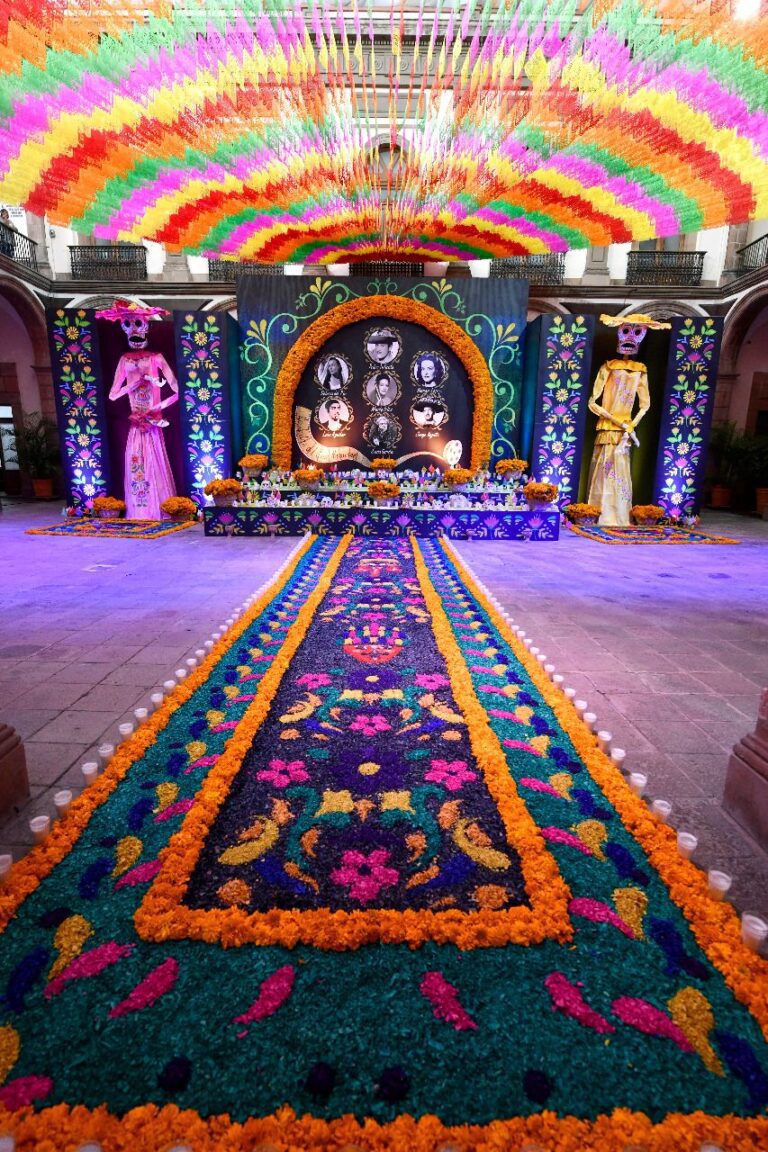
414,673,450,690
424,759,476,791
296,673,332,688
256,758,309,788
331,849,399,904
349,713,392,736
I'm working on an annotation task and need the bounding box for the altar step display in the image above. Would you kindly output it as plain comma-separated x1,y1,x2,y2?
0,536,765,1149
204,506,560,540
26,518,198,540
567,524,740,546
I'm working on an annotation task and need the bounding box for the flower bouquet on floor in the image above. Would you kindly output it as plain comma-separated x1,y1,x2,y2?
523,481,559,510
631,503,665,526
92,496,126,520
563,502,601,526
204,478,242,508
161,496,197,522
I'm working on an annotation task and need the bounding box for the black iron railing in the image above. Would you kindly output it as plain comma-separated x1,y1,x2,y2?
626,251,705,287
349,261,424,278
735,233,768,274
490,254,565,285
208,259,283,281
0,222,38,271
69,245,147,281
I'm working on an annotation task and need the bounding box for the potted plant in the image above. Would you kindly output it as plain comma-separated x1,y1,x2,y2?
442,467,474,491
367,480,400,506
238,453,268,480
18,411,59,499
495,458,528,481
92,496,126,519
523,480,559,509
204,478,242,507
631,504,665,525
292,466,324,491
707,421,749,509
563,502,601,525
161,495,197,521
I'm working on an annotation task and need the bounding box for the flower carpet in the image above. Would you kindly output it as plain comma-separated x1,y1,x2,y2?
26,518,198,539
0,535,766,1150
567,524,740,546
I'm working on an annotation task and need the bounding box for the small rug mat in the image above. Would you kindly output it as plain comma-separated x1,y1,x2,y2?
568,522,740,545
26,518,197,539
0,535,765,1149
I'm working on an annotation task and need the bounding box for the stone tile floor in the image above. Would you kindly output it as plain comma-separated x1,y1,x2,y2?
1,500,766,924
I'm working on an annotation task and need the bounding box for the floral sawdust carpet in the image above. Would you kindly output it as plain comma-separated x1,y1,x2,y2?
25,518,197,539
0,535,766,1151
567,523,740,545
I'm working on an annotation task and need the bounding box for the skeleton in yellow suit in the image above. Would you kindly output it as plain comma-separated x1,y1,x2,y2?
586,313,671,526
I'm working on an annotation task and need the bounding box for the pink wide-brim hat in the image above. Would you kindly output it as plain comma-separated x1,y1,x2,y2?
95,298,169,322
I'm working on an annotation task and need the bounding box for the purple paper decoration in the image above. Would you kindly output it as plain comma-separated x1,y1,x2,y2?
529,314,594,509
49,308,110,508
653,317,723,520
175,312,231,505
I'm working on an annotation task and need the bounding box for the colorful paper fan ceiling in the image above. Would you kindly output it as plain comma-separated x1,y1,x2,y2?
1,0,767,264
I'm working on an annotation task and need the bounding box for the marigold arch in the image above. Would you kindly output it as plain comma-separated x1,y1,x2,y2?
272,295,494,469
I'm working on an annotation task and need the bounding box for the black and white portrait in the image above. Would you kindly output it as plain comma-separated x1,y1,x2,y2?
365,327,401,366
315,353,351,393
410,397,448,431
314,397,353,436
364,370,400,408
364,411,401,451
411,351,447,390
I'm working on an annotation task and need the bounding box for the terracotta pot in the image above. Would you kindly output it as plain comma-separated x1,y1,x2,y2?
97,507,123,519
632,515,662,526
526,498,552,511
755,487,768,517
569,515,598,526
170,512,196,522
31,478,54,500
242,466,264,480
710,484,732,509
212,495,237,508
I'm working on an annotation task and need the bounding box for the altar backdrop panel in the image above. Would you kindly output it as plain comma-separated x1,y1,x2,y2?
173,311,233,505
652,316,723,519
528,314,595,509
48,307,111,508
237,275,528,467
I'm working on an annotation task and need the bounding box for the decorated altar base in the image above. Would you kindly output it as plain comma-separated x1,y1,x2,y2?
203,506,560,540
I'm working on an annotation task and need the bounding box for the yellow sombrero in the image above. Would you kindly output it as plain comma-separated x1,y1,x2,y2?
600,313,672,330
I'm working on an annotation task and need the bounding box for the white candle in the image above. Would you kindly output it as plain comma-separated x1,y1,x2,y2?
544,664,555,678
741,913,768,952
175,668,187,681
536,653,547,665
707,870,732,900
610,747,626,770
150,692,164,710
530,646,540,656
195,649,206,659
553,674,564,688
118,722,134,740
677,832,698,859
583,711,598,730
651,799,672,822
54,790,73,816
81,761,99,784
0,854,12,881
203,640,214,650
185,657,197,669
29,815,50,843
597,730,612,753
574,699,588,717
564,687,577,701
163,679,176,693
97,743,114,766
134,707,149,724
629,772,647,796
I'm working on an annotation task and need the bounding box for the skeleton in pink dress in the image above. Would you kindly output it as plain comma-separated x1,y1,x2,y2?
96,300,178,519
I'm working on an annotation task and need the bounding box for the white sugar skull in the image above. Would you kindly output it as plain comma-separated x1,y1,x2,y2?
121,314,150,350
616,321,648,358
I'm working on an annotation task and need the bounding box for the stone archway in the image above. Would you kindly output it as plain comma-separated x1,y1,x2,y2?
721,284,768,374
0,274,53,420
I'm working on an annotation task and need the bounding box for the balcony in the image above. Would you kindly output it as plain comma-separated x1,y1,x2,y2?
734,233,768,276
0,223,38,272
350,261,424,278
490,254,565,285
69,245,147,281
208,259,283,281
625,251,705,287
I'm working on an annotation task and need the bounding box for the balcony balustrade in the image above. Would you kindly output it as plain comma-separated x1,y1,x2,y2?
734,233,768,275
69,245,147,281
0,223,38,272
490,254,565,285
625,251,705,287
208,259,283,281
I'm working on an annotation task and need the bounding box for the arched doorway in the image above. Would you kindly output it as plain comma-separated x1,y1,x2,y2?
0,276,52,496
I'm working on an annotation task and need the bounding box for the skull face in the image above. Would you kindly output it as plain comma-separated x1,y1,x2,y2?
120,315,149,350
617,322,647,357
